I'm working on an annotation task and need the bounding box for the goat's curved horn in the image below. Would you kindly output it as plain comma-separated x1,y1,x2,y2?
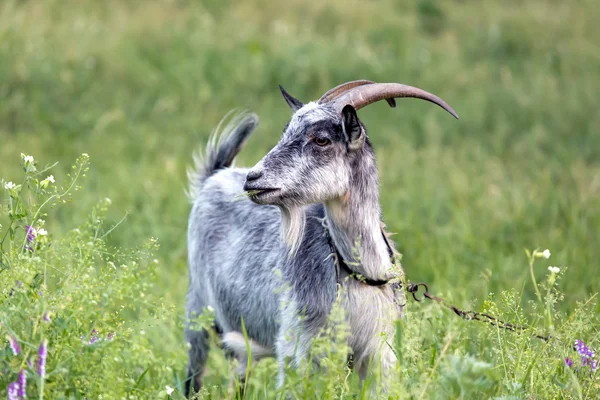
318,80,396,108
329,82,459,119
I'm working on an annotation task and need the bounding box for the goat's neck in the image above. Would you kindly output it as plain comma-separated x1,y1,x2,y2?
324,148,392,279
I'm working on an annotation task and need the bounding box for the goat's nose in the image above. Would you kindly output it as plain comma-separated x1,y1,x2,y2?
246,169,263,182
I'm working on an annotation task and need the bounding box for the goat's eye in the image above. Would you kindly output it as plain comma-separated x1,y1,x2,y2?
314,137,330,147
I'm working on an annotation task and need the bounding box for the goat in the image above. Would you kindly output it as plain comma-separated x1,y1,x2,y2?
185,80,458,397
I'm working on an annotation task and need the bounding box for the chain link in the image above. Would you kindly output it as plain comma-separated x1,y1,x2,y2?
406,282,551,342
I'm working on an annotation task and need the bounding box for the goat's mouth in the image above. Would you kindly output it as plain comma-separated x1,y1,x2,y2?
245,188,282,203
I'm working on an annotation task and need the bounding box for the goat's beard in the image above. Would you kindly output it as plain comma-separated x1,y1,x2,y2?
279,205,306,256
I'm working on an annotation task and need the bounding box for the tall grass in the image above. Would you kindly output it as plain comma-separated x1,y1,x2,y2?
1,0,599,398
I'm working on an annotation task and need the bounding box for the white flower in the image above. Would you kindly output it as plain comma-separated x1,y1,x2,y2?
37,228,48,236
4,181,16,190
21,154,34,165
41,175,55,188
548,266,560,274
165,386,174,395
542,249,551,259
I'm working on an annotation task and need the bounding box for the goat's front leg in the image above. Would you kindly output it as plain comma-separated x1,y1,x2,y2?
356,335,397,396
276,324,313,390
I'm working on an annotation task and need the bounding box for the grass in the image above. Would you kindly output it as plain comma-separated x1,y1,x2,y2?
1,0,599,398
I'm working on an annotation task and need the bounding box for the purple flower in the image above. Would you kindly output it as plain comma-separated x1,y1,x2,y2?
25,226,35,243
574,339,597,372
8,336,20,356
565,357,573,368
107,332,115,340
88,329,100,345
37,339,48,378
42,312,51,323
575,340,595,358
7,382,19,400
17,369,26,398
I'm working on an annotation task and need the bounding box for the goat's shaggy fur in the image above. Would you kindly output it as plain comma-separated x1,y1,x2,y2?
185,98,405,397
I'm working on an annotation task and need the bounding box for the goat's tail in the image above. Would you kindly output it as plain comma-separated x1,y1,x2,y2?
187,110,259,202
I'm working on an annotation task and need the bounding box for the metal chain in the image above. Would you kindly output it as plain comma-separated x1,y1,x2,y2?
406,282,551,342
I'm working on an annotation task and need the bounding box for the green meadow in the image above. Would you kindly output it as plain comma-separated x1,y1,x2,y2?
1,0,599,398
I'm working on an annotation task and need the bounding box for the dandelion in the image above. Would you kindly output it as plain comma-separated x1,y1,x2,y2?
548,266,560,274
8,336,20,356
4,181,16,190
37,339,48,378
7,382,19,400
165,386,174,396
18,369,27,398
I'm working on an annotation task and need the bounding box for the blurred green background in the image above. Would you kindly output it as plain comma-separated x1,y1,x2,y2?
1,0,598,335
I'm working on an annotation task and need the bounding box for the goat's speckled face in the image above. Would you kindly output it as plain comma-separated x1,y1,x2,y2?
244,101,360,207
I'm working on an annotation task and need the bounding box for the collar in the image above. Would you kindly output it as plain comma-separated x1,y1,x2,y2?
325,225,397,287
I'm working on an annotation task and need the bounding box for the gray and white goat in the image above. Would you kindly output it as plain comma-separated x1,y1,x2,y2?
185,80,458,396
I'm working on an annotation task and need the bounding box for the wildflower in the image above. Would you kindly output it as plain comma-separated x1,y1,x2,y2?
7,382,19,400
37,228,48,236
548,266,560,274
575,340,594,357
165,386,174,395
542,249,551,259
37,339,48,378
25,226,36,242
107,332,115,340
8,336,20,356
40,175,55,188
18,369,26,398
574,339,597,371
89,329,100,345
565,357,573,368
21,154,34,165
4,181,16,190
534,249,551,259
42,312,52,322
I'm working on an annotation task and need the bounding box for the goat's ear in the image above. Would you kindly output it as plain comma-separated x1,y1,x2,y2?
341,105,364,151
279,85,304,112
